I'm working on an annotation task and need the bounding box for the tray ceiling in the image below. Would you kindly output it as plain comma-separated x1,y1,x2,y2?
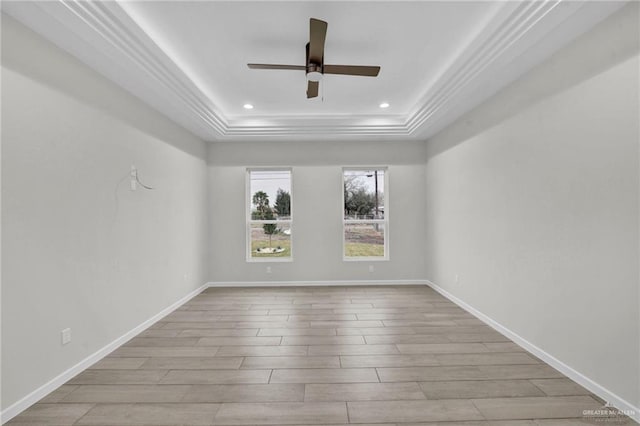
2,1,626,141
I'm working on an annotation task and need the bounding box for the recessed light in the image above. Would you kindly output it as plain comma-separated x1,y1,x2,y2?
379,102,390,109
243,104,254,110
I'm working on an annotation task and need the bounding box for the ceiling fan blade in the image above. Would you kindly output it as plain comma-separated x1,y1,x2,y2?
323,65,380,77
247,64,306,71
307,81,319,98
308,18,327,64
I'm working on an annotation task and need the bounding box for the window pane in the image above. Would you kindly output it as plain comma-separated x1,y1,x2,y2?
344,170,384,220
250,170,291,220
250,222,291,258
248,169,292,260
344,222,385,258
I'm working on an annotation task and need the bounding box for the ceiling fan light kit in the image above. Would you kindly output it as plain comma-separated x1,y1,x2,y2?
248,18,380,99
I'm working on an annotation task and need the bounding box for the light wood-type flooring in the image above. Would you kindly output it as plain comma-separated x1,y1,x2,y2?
8,285,628,425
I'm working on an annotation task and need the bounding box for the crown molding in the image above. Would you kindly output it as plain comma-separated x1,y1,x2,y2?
3,1,227,141
406,0,628,139
2,0,625,141
405,1,563,134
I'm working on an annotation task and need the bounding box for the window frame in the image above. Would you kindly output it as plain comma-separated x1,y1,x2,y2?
342,166,389,261
246,167,293,263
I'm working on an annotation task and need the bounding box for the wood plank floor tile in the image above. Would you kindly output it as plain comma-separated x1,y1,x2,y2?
234,321,310,329
402,422,536,425
311,303,373,309
340,354,439,368
309,320,383,328
160,369,272,384
347,400,484,423
281,335,364,345
483,342,524,352
308,344,399,355
179,306,265,313
419,380,545,399
529,378,593,396
197,336,282,346
68,370,168,385
161,322,249,329
212,402,348,425
288,314,357,321
455,318,486,325
179,329,259,337
38,385,79,404
305,382,425,401
140,357,243,370
396,343,489,354
138,329,181,337
535,419,609,425
356,313,432,320
472,395,602,420
434,352,540,366
124,337,200,347
257,328,336,336
109,347,218,358
6,403,93,425
378,365,562,382
215,345,308,357
383,320,460,327
209,315,291,322
256,305,313,311
412,325,494,335
182,384,304,403
60,385,191,403
241,356,340,369
446,333,511,343
270,368,379,383
89,357,148,370
476,364,564,380
333,307,425,314
336,326,416,335
76,403,220,425
364,334,450,344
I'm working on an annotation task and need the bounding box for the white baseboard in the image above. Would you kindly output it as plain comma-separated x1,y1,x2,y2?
207,279,429,287
0,283,209,424
426,280,640,424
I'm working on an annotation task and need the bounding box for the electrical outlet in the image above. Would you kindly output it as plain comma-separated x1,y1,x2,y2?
368,265,375,273
266,266,272,274
130,165,137,191
61,328,71,345
455,274,460,284
183,273,189,282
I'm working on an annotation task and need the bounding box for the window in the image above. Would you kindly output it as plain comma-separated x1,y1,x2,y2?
247,169,292,261
343,168,388,260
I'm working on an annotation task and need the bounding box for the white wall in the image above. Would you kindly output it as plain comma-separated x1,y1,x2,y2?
208,140,427,284
1,15,209,412
425,3,639,411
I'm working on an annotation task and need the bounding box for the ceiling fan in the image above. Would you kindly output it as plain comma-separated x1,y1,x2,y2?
248,18,381,99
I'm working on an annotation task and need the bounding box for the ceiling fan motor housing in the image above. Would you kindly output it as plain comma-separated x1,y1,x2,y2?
306,63,323,82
